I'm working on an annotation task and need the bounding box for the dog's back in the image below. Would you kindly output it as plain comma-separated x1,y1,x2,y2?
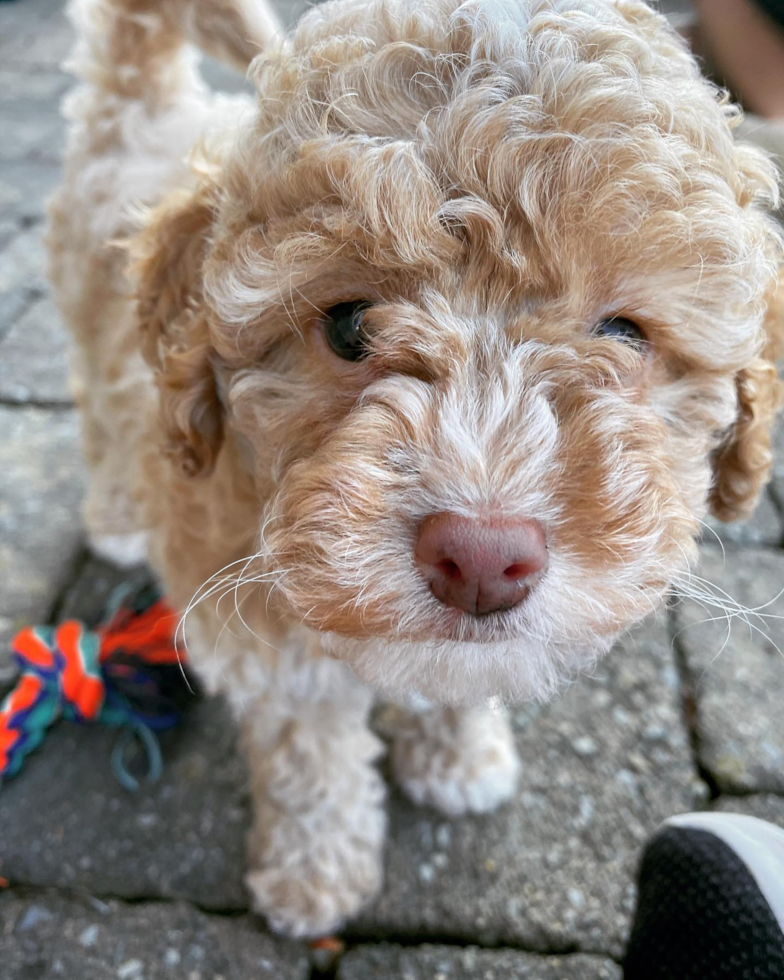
47,0,278,564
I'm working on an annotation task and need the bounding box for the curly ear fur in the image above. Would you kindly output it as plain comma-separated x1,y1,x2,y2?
710,271,784,523
132,185,224,478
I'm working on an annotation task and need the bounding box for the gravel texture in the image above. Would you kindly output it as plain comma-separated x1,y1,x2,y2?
337,944,622,980
0,406,84,683
0,891,309,980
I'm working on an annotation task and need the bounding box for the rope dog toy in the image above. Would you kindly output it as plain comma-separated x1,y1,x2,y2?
0,581,197,791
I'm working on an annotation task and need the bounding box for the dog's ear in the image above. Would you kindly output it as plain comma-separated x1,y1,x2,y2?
710,277,784,522
132,184,224,478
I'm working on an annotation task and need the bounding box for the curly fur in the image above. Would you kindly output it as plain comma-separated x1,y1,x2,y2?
49,0,783,937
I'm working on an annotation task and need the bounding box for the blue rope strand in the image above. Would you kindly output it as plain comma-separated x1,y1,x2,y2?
110,723,163,792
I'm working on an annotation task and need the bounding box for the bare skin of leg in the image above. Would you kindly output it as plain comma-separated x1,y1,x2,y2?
692,0,784,119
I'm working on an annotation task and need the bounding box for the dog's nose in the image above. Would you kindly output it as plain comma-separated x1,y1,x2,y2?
415,513,548,616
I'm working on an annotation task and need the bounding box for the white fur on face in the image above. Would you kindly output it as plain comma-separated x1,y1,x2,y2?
254,313,697,705
321,630,614,706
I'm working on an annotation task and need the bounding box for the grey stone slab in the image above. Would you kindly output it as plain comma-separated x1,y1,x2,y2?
713,793,784,827
704,489,782,548
658,1,694,14
771,416,784,510
0,293,73,404
200,56,254,95
673,547,784,794
0,221,21,257
272,0,314,30
0,557,246,908
0,68,68,110
57,554,149,627
0,69,68,166
358,619,699,959
338,944,622,980
0,162,61,226
0,693,251,909
0,220,19,254
0,222,50,336
0,0,74,70
0,891,309,980
0,406,84,683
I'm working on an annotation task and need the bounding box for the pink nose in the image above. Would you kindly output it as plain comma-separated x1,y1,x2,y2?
415,513,548,616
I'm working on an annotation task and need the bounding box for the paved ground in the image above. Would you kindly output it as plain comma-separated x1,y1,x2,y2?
1,1,783,978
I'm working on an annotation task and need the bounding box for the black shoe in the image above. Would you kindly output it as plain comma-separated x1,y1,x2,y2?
624,812,784,980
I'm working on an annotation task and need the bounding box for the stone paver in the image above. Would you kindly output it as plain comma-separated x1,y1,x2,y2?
0,0,74,71
0,162,61,228
0,294,73,404
0,556,249,908
772,417,784,511
0,693,251,909
338,944,622,980
673,547,784,794
704,489,782,548
0,4,70,230
0,891,309,980
713,792,784,825
56,553,146,625
0,68,68,168
0,221,50,340
359,619,698,959
0,406,84,683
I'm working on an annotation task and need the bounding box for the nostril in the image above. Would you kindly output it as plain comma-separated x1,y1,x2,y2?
503,562,536,581
437,558,462,581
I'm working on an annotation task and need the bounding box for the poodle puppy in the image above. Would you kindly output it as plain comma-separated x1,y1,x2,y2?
48,0,783,937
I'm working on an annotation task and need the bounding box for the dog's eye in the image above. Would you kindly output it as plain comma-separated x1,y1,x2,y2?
323,301,372,361
593,316,646,349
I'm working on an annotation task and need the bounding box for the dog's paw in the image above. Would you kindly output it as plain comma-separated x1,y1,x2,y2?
247,821,385,938
392,705,521,817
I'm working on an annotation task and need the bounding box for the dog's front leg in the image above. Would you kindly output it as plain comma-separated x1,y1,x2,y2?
391,702,521,817
239,654,387,938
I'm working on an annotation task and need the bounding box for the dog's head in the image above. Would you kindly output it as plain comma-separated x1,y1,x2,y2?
135,0,783,703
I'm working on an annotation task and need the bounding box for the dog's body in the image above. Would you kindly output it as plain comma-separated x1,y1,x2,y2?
50,0,783,937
